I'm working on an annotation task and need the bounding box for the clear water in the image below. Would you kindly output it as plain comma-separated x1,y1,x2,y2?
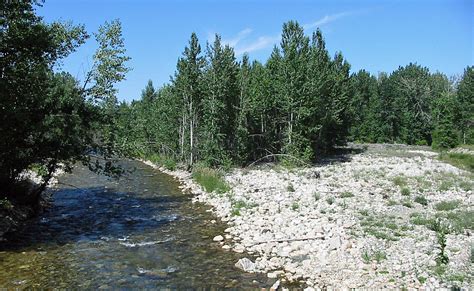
0,160,272,289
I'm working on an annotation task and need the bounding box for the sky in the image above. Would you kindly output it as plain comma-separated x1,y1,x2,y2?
37,0,473,102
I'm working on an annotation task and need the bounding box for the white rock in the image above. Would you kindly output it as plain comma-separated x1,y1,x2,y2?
213,235,224,242
270,279,280,290
235,258,256,272
327,235,341,250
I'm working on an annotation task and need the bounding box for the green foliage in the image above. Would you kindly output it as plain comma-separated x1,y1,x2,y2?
291,202,299,211
438,152,474,172
431,92,460,149
392,176,408,187
287,183,295,192
0,198,14,211
435,200,460,211
457,66,474,144
410,212,434,226
326,196,335,205
361,249,387,264
340,191,354,198
0,1,131,203
430,219,450,265
192,166,230,194
414,195,428,206
400,187,410,196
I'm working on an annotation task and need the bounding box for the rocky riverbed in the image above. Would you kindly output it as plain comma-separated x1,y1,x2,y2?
144,145,473,289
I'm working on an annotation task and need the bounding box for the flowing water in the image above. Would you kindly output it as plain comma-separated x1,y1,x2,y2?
0,160,271,289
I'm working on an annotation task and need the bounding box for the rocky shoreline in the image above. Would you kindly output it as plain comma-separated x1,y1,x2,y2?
145,146,473,289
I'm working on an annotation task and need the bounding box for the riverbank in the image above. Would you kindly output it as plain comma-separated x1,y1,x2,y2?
0,169,62,239
144,144,473,289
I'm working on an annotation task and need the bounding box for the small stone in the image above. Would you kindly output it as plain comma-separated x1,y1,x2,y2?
234,245,245,253
222,245,231,250
270,279,280,290
235,258,256,272
213,235,224,242
327,235,341,250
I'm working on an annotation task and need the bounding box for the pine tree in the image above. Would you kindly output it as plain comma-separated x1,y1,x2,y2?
173,33,205,165
279,21,311,160
235,54,251,164
457,66,474,144
200,35,239,166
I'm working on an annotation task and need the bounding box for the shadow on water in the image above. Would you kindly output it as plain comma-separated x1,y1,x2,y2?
0,160,273,289
0,187,184,251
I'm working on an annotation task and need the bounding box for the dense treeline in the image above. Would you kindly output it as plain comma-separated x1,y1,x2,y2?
0,1,130,203
116,21,473,169
350,65,473,148
118,22,355,167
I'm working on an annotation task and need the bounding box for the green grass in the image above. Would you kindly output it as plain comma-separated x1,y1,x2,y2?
340,191,354,198
192,167,230,194
361,249,387,263
291,202,299,211
387,200,398,206
230,199,257,216
401,200,413,208
400,187,410,196
439,152,474,172
410,213,435,226
326,196,335,205
435,200,461,211
313,192,320,201
436,210,474,233
414,195,428,206
149,154,177,171
393,175,408,187
287,183,295,192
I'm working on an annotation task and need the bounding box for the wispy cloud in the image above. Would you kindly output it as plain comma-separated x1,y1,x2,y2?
222,28,253,47
303,10,357,30
235,35,280,56
216,10,359,56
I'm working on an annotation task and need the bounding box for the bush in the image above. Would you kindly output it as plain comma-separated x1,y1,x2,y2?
192,166,230,194
439,152,474,172
414,195,428,206
401,187,410,196
435,200,461,211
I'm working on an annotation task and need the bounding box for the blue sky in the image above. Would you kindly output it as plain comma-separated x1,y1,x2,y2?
38,0,473,102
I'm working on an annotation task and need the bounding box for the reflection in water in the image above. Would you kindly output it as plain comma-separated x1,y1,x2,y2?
0,160,270,289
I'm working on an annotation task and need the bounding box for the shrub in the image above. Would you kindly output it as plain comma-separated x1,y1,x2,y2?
435,200,460,211
326,197,335,205
393,175,408,187
287,183,295,192
291,202,299,211
438,152,474,173
192,167,230,194
340,191,354,198
401,187,410,196
414,195,428,206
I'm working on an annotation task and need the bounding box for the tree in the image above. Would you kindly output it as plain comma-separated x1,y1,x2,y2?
235,54,251,164
457,66,474,144
279,21,311,159
432,92,460,149
173,33,205,165
0,2,131,204
200,35,239,166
